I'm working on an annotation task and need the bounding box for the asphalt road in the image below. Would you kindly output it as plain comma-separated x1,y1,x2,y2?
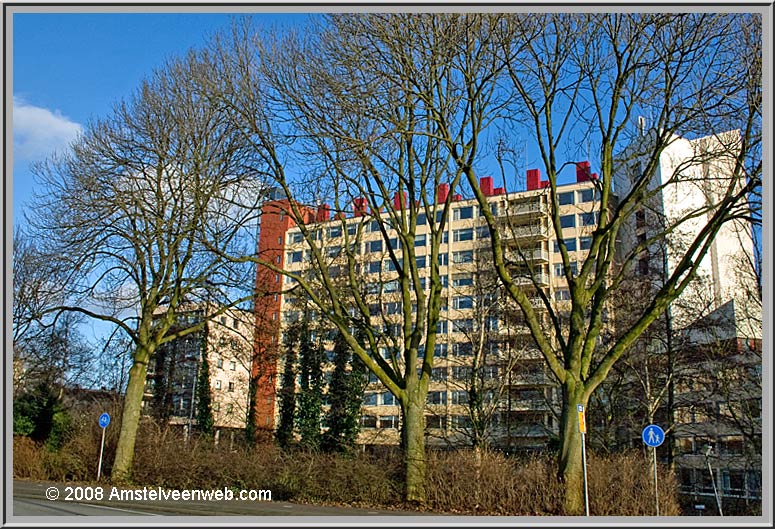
11,480,426,518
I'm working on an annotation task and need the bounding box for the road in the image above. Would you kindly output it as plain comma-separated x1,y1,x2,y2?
11,480,427,518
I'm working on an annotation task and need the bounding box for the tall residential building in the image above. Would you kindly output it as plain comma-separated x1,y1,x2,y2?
612,130,762,513
143,304,254,436
252,163,604,451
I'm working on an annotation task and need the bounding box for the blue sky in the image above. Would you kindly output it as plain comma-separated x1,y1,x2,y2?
11,11,309,223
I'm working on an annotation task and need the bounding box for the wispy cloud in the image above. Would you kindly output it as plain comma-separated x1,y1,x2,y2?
13,96,83,162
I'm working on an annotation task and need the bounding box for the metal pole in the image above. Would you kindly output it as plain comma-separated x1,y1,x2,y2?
582,430,590,516
653,447,660,516
705,449,724,516
97,427,106,481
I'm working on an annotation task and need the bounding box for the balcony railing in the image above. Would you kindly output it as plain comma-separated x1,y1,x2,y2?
513,273,550,286
508,201,547,217
503,223,549,240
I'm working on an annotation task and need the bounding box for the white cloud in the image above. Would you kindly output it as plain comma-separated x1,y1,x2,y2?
13,96,83,162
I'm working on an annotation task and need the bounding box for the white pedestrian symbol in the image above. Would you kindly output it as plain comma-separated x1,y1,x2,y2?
648,427,660,444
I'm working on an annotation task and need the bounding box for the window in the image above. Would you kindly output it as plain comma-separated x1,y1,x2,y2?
426,415,447,429
636,209,646,228
555,289,571,301
215,380,222,390
554,262,577,277
367,240,383,253
553,238,577,252
452,274,473,287
388,237,401,250
380,392,397,406
378,415,400,429
453,342,473,356
347,224,357,236
579,236,592,250
229,361,236,371
476,226,491,239
442,231,449,244
415,234,427,247
385,302,402,315
427,391,447,405
369,261,381,274
438,253,449,266
453,296,474,310
288,251,302,264
578,188,595,203
580,212,597,226
452,250,474,264
434,343,448,357
453,319,474,332
558,191,575,205
363,393,378,406
360,415,377,428
384,259,403,272
327,226,342,238
638,257,650,275
216,357,224,368
560,214,576,229
453,228,474,242
454,206,474,220
452,391,469,405
417,213,427,225
290,232,303,244
213,402,220,411
416,255,427,269
431,367,447,382
384,280,399,293
452,415,472,428
453,366,472,381
368,219,380,232
436,320,448,334
440,275,449,288
228,382,235,392
326,246,340,258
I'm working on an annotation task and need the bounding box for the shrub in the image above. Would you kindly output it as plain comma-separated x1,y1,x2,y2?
13,412,682,516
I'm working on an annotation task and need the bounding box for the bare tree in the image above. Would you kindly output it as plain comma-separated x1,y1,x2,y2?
206,14,509,504
460,13,761,513
27,51,265,483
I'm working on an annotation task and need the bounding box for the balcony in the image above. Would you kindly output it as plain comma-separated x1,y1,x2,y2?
513,272,550,287
506,248,549,264
507,200,547,218
501,223,549,242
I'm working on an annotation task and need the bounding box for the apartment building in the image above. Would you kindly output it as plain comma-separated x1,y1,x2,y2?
143,304,254,436
612,130,762,513
253,163,604,451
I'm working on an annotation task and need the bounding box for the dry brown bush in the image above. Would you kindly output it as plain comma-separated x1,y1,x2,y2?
13,419,680,515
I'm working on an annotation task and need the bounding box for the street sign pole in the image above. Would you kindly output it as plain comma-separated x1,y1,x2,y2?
97,413,111,481
642,424,665,517
97,427,107,481
652,446,660,516
578,404,589,517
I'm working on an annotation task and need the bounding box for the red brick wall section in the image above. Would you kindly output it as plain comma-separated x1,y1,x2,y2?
251,199,295,431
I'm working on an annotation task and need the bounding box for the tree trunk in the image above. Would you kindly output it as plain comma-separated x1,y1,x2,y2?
558,385,586,515
402,395,426,505
111,348,150,484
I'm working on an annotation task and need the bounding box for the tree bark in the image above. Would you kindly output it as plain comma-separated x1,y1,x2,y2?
402,395,427,505
558,385,586,515
111,347,150,484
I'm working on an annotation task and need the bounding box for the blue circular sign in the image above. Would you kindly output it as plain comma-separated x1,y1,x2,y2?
99,413,111,429
642,424,665,447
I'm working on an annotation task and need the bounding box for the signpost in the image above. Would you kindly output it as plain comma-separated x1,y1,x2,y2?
97,413,110,481
578,404,589,516
642,424,665,516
